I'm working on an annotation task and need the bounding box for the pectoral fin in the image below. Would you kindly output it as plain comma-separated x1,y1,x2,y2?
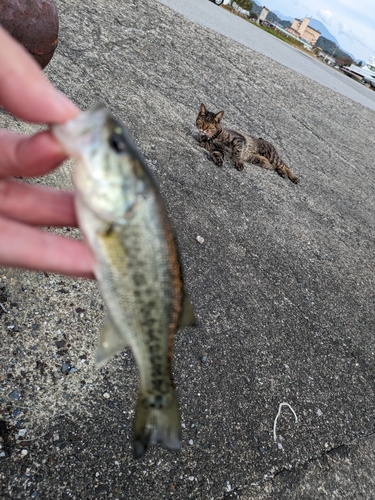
178,293,196,330
95,317,128,367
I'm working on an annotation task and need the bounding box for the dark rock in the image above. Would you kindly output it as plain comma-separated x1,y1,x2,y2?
0,0,59,68
55,340,66,349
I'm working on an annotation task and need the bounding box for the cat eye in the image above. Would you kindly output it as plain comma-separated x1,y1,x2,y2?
109,133,126,153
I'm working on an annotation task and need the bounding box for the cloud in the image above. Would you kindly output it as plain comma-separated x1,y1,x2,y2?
317,9,333,25
338,22,373,51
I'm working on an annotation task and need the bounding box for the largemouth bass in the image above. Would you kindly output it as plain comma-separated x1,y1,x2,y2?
52,104,195,458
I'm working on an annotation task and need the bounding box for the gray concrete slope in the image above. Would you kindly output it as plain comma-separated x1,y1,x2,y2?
1,0,375,498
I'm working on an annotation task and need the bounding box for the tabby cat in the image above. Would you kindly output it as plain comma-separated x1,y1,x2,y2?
196,103,299,184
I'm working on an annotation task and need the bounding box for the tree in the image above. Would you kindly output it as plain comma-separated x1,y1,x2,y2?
231,0,253,13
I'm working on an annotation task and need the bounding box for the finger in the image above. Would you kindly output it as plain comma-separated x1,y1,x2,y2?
0,26,79,124
0,129,68,177
0,215,95,279
0,179,78,227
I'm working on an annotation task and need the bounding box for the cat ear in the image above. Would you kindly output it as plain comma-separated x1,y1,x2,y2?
199,103,207,114
214,110,224,122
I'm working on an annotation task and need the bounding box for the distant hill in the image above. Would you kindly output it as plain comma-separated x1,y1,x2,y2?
272,10,294,23
308,20,358,61
279,20,292,29
308,19,338,45
314,36,354,64
266,11,285,25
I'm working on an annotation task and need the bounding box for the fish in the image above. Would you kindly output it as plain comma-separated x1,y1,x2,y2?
52,103,195,458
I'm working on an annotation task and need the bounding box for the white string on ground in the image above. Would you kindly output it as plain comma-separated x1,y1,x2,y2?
273,402,298,442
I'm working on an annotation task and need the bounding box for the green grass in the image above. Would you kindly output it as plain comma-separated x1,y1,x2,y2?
256,24,307,50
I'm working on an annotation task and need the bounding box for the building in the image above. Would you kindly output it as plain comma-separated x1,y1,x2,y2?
257,7,269,24
289,17,320,46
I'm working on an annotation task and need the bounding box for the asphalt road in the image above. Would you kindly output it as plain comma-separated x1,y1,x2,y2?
157,0,375,112
1,0,375,498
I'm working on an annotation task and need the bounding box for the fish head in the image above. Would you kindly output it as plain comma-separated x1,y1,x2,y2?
52,103,150,223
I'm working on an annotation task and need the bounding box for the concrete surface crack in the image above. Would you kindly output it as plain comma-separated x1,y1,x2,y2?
265,430,375,482
291,115,325,142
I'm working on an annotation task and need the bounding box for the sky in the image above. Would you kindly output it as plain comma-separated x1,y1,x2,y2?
260,0,375,62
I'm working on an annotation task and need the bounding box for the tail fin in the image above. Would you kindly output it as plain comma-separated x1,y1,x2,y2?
133,389,181,459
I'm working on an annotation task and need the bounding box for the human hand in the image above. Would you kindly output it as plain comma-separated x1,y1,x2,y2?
0,26,95,279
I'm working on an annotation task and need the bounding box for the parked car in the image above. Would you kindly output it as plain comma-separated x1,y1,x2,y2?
210,0,224,5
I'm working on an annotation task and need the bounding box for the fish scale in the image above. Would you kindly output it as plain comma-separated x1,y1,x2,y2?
98,215,176,388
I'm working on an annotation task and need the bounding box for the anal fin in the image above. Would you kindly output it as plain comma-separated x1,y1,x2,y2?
178,293,196,330
95,317,128,367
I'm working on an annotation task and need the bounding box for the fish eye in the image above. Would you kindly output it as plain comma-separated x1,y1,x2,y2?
109,133,126,153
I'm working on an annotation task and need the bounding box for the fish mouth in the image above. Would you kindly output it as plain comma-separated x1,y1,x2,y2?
52,102,108,157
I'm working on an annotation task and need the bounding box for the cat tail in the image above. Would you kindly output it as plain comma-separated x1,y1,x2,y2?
276,161,300,184
133,388,181,458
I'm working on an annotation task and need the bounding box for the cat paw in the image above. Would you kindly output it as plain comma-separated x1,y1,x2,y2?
212,154,223,166
235,163,244,171
292,177,300,184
